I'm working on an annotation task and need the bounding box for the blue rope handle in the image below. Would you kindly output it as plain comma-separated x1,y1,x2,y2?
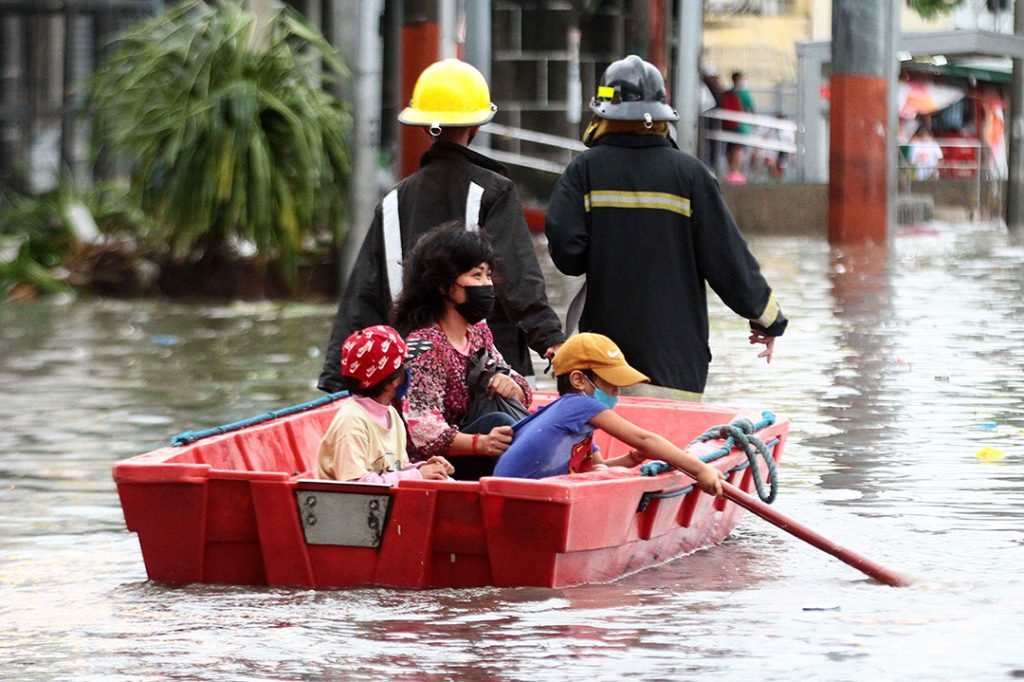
640,410,779,503
170,391,348,446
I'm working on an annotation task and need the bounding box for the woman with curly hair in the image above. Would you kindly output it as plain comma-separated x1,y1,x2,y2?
392,222,532,480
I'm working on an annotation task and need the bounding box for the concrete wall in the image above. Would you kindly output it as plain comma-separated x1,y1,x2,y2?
721,179,1004,236
722,183,828,235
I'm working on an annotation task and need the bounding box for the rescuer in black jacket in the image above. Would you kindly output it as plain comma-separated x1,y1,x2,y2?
318,59,564,393
545,55,787,398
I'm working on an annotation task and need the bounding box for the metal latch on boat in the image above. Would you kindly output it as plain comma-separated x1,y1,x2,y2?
294,488,393,548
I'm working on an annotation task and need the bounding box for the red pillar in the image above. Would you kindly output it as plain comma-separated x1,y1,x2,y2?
828,74,889,243
400,10,440,179
648,0,667,76
828,0,894,245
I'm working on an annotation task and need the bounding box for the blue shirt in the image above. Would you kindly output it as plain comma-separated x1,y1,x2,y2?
493,393,608,479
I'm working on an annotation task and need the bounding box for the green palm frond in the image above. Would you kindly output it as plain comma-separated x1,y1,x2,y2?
906,0,966,19
88,0,350,288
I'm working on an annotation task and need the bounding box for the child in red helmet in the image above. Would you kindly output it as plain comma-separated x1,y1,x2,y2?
317,325,454,483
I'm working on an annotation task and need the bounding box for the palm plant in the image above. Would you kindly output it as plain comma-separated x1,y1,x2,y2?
0,187,75,299
906,0,966,19
88,0,350,287
0,178,155,300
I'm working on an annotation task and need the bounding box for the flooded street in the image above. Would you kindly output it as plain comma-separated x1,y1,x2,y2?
2,222,1024,680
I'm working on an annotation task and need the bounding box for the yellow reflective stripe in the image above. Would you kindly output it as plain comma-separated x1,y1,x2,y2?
754,292,780,328
583,190,692,217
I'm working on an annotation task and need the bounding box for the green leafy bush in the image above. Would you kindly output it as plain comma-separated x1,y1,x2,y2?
0,181,153,299
87,0,350,287
0,186,74,299
906,0,965,19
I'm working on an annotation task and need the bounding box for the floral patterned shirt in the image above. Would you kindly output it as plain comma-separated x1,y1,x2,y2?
403,322,532,460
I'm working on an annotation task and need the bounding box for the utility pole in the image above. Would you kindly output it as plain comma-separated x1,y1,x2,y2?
673,0,703,156
1007,0,1024,234
464,0,491,82
828,0,895,244
464,0,491,148
335,0,385,291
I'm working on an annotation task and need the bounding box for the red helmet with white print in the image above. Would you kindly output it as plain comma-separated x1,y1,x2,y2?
340,325,408,390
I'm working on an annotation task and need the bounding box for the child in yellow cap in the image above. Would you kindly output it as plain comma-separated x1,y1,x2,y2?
493,333,723,496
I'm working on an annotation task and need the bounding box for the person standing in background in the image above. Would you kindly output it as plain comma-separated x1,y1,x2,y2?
700,66,726,171
317,58,564,394
545,55,788,401
721,71,756,184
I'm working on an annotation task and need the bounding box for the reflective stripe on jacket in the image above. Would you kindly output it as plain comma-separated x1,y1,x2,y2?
319,141,564,393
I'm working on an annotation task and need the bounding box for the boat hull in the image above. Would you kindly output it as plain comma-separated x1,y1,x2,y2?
113,393,788,589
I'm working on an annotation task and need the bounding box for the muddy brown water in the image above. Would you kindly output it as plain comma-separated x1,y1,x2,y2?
2,222,1023,680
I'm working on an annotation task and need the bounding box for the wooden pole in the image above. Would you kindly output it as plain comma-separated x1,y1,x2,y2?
723,482,913,587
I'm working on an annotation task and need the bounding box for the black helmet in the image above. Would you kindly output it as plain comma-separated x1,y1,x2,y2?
590,55,678,123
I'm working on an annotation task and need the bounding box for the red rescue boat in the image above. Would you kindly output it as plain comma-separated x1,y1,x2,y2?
112,393,788,589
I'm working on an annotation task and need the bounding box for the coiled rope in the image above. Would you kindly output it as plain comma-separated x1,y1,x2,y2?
640,411,779,503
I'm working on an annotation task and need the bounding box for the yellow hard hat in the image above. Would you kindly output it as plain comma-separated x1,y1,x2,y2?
398,59,497,130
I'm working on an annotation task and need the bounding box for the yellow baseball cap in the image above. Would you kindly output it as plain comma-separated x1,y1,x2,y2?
552,333,650,387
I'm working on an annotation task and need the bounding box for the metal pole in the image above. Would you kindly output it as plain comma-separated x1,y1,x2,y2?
567,25,582,126
795,42,826,183
463,0,490,81
673,0,703,156
886,0,899,236
464,0,491,148
336,0,384,292
439,0,457,59
1006,0,1024,233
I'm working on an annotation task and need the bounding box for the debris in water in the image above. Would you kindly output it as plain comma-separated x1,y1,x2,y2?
975,447,1005,461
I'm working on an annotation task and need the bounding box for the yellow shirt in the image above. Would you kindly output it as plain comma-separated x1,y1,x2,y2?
317,398,408,482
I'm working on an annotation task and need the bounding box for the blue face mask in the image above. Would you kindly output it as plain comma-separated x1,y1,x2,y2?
394,368,411,400
587,377,619,410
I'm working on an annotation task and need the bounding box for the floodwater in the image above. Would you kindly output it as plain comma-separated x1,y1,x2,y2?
2,221,1024,681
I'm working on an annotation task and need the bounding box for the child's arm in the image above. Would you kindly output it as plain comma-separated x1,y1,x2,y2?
589,410,724,496
416,456,455,480
354,468,422,485
600,449,645,469
354,456,454,484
